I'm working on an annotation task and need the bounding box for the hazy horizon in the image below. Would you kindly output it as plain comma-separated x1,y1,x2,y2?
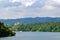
0,17,60,20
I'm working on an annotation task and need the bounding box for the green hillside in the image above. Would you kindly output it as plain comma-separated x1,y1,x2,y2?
14,22,60,32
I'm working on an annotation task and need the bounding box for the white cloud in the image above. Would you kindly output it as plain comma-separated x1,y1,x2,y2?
53,0,60,4
10,0,20,2
11,0,37,7
0,0,60,19
43,5,55,10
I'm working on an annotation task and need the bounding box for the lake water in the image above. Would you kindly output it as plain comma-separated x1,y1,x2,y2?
0,32,60,40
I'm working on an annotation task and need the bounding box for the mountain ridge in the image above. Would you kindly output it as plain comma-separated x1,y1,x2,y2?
0,17,60,26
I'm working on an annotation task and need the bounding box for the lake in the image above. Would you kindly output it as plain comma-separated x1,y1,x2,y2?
0,32,60,40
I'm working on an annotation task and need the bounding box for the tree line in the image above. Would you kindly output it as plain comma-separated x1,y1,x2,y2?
16,22,60,32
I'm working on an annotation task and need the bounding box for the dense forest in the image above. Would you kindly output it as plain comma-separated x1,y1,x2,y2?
0,22,15,37
14,22,60,32
0,22,60,37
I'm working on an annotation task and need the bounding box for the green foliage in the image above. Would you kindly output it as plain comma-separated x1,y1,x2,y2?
16,22,60,32
0,22,15,37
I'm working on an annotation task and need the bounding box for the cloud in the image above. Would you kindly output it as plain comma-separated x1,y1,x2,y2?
11,0,37,7
0,0,60,19
53,0,60,4
0,0,21,8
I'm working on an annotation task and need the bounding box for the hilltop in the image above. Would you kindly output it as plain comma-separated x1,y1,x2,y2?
0,17,60,26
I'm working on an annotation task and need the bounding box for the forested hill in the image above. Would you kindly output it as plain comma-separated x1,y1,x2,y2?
0,17,60,26
14,22,60,32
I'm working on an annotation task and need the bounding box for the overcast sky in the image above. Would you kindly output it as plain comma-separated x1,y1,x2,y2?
0,0,60,19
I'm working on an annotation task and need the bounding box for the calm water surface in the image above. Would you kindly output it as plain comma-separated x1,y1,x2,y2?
0,32,60,40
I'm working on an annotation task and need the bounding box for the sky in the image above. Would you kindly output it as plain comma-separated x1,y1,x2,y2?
0,0,60,19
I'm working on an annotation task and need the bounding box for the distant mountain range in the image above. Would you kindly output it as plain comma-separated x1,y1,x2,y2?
0,17,60,26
